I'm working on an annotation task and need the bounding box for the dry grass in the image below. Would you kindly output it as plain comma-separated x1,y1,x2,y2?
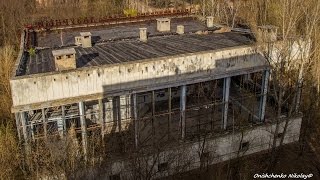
0,45,16,122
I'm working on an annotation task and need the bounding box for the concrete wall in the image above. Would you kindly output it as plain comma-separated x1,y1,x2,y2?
11,46,268,111
104,116,302,179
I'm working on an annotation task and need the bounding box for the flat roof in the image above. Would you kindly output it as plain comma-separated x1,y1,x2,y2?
18,32,253,76
36,17,206,48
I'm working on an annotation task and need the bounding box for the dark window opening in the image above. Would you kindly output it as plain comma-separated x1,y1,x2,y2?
240,141,249,151
109,174,120,180
277,132,284,139
158,162,168,172
200,152,210,162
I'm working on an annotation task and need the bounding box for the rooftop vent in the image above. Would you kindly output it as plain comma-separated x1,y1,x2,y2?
156,18,171,32
75,32,92,48
139,28,147,42
52,48,76,71
176,25,184,35
206,16,214,28
257,25,278,42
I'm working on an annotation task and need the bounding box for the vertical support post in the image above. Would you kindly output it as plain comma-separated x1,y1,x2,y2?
20,112,28,142
15,113,21,141
222,77,231,130
132,94,139,148
180,85,187,139
79,102,88,158
152,91,155,138
116,96,121,132
99,99,104,139
41,109,47,138
61,105,66,136
259,70,270,122
168,87,172,140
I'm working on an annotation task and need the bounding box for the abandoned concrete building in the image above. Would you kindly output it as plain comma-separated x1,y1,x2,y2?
11,13,302,178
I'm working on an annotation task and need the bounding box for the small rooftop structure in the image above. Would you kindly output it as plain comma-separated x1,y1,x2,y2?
156,18,171,32
206,16,214,28
75,32,92,48
176,25,184,34
52,48,76,71
139,27,147,42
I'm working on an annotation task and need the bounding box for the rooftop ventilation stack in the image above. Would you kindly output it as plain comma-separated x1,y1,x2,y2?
156,18,171,32
206,16,214,28
78,32,92,48
52,48,77,71
139,28,148,42
176,25,184,35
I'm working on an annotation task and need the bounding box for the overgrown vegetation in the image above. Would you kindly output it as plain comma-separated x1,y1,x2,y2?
0,0,319,179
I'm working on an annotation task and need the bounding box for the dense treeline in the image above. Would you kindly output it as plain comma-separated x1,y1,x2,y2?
0,0,320,179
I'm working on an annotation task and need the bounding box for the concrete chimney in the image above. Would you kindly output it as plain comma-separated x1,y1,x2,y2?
79,32,92,48
176,25,184,35
139,28,147,42
52,48,77,71
156,18,171,32
206,16,214,28
257,25,278,42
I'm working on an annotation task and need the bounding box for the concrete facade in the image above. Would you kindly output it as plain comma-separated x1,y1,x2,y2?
11,16,304,179
11,46,265,111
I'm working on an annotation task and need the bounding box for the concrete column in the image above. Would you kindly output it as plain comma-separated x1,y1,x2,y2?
99,99,104,139
79,102,88,157
152,91,155,137
132,94,139,148
20,112,28,142
14,113,22,141
168,87,172,140
180,85,187,139
60,105,66,137
41,109,47,138
259,70,270,122
222,77,231,130
113,96,121,132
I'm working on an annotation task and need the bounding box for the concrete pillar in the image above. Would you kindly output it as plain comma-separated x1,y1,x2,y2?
259,70,270,122
61,106,67,136
113,96,121,132
20,112,28,142
105,98,113,129
41,109,47,138
180,85,187,139
222,77,231,130
99,99,104,139
168,87,172,140
14,113,21,141
152,91,155,138
79,102,88,157
132,94,139,148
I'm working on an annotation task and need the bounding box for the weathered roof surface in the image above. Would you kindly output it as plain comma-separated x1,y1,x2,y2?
52,48,76,56
21,32,253,76
37,17,206,48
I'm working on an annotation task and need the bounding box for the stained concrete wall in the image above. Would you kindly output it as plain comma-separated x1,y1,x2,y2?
104,116,302,179
11,46,268,111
